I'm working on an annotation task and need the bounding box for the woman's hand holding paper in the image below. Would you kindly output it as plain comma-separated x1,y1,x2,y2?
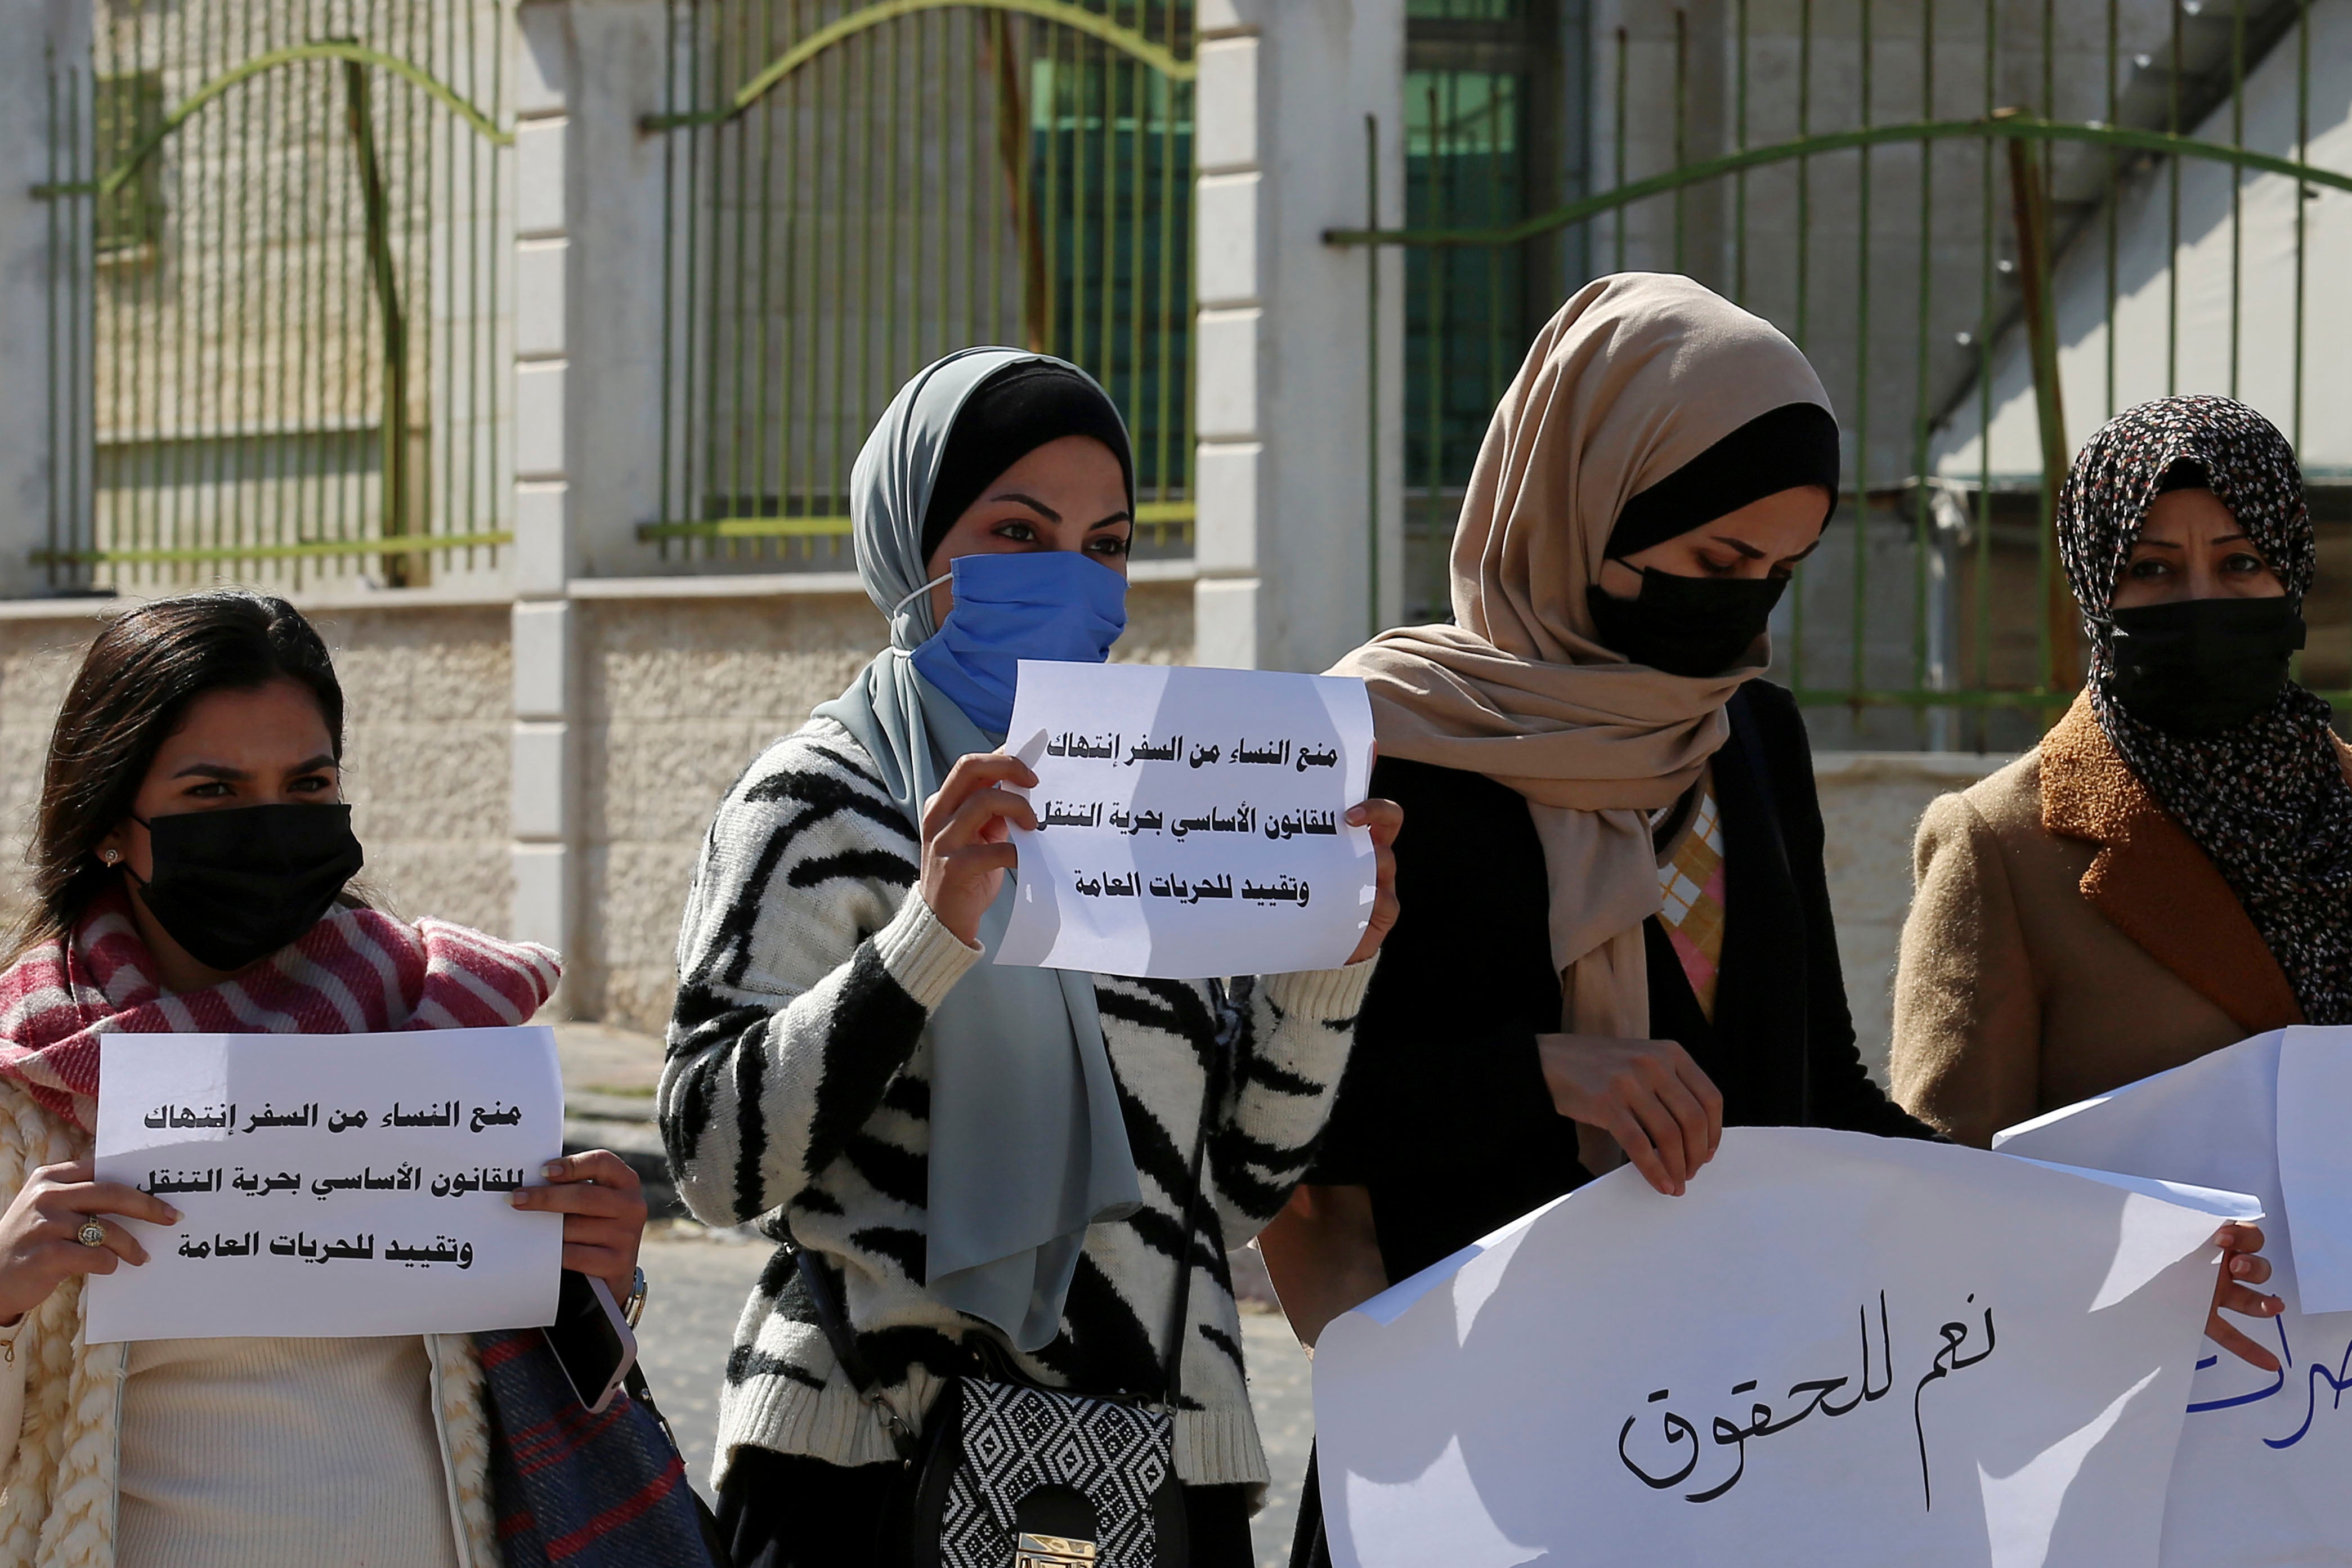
0,1158,180,1325
1536,1034,1724,1198
1342,798,1404,966
2206,1220,2283,1370
509,1150,648,1307
919,752,1039,946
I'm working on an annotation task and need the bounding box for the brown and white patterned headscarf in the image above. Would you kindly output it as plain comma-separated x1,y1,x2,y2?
2057,394,2352,1024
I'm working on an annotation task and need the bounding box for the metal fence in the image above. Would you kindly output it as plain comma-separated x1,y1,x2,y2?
40,0,511,592
1346,0,2352,750
642,0,1196,569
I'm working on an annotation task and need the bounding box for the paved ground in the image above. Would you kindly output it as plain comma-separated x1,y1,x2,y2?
636,1226,1316,1567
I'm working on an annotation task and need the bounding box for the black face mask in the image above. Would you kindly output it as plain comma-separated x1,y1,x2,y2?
125,804,365,972
2108,595,2304,738
1586,568,1788,679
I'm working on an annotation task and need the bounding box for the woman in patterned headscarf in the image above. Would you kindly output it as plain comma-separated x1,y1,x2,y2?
1892,393,2352,1202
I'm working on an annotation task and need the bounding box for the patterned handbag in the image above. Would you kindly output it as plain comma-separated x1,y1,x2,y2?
796,1055,1220,1568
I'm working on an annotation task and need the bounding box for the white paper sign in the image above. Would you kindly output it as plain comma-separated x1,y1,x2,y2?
996,660,1376,979
1995,1027,2352,1567
1314,1127,2252,1568
88,1027,564,1342
2272,1027,2352,1315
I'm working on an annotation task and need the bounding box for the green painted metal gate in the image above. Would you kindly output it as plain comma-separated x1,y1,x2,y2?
639,0,1195,565
1342,0,2352,751
39,1,512,592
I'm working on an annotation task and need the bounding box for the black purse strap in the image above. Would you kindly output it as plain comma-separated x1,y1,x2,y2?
792,1029,1227,1428
622,1361,735,1566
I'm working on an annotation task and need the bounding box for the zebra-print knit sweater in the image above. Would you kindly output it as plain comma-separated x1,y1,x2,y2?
658,716,1373,1493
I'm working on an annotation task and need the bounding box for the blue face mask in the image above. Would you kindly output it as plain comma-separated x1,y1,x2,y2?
908,550,1129,734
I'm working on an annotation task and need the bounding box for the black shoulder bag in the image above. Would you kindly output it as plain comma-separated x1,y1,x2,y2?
796,1059,1220,1568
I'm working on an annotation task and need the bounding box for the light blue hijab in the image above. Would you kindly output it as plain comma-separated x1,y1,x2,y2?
813,347,1142,1351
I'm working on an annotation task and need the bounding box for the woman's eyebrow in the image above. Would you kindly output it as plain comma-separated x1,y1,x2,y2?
986,490,1061,524
1087,510,1134,531
288,753,338,774
2134,539,2184,550
170,762,249,782
1710,535,1767,559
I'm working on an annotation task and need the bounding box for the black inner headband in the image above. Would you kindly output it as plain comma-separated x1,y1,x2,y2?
920,361,1136,565
1605,402,1844,560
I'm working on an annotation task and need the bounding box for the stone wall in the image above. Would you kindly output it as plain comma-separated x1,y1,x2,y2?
0,589,1990,1078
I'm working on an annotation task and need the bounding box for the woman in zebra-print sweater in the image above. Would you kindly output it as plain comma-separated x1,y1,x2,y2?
659,350,1400,1568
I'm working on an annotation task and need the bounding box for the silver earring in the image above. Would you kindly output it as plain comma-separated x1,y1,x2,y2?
100,849,120,866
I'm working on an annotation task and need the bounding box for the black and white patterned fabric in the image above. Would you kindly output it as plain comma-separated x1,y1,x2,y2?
940,1381,1172,1568
657,716,1375,1493
2057,393,2352,1022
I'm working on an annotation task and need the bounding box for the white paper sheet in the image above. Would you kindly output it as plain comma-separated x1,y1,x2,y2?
87,1027,565,1342
995,660,1376,979
1314,1127,2247,1568
2273,1026,2352,1315
1994,1027,2352,1567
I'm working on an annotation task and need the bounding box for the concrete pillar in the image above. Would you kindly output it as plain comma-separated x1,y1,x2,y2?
1193,0,1405,674
507,0,667,991
0,1,92,599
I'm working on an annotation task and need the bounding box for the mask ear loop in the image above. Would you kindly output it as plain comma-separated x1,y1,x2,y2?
110,816,155,886
889,573,952,622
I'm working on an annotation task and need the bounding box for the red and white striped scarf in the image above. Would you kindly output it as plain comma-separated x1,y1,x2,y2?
0,889,559,1134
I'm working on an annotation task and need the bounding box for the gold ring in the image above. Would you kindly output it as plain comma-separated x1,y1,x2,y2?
75,1221,106,1248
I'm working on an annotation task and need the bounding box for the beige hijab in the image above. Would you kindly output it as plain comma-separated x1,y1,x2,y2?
1330,272,1834,1041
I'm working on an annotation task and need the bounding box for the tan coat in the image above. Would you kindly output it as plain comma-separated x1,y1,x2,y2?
1889,694,2338,1149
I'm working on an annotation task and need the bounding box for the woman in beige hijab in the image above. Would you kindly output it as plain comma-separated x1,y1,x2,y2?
1263,275,2272,1568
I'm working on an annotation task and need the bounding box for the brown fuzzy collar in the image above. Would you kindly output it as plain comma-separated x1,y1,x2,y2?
2039,693,2303,1033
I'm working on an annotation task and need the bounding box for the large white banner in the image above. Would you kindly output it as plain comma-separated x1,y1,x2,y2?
997,660,1376,979
1313,1127,2255,1568
88,1027,565,1342
1995,1027,2352,1567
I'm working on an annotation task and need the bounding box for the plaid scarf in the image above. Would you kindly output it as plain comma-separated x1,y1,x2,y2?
2057,394,2352,1024
0,893,718,1566
0,887,561,1133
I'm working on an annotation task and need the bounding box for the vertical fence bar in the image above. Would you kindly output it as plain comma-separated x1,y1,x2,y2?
682,0,705,534
1733,0,1748,303
726,0,755,544
44,40,62,583
1672,9,1686,275
1794,0,1811,346
1366,110,1379,633
2293,0,2308,450
754,0,779,552
2228,0,2244,399
1913,0,1937,737
2166,0,2179,395
1851,0,1872,702
1611,28,1625,272
1125,10,1145,479
1974,0,1995,742
2104,0,2117,420
1424,74,1442,547
1153,13,1176,517
657,0,678,550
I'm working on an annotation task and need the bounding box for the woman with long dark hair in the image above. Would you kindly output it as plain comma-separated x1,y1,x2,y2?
0,592,657,1568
